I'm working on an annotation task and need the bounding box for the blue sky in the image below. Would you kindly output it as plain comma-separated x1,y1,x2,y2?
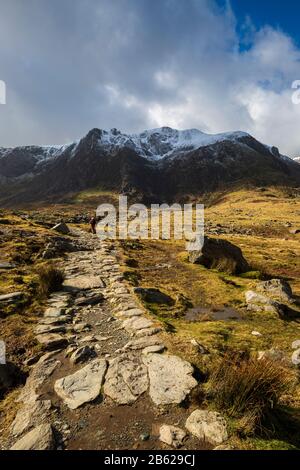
0,0,299,156
228,0,300,46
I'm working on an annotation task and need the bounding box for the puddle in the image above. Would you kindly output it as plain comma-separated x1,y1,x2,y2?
185,306,242,322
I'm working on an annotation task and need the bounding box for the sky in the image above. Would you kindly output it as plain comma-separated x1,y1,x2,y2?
0,0,300,156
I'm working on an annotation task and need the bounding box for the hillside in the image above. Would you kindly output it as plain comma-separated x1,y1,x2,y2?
0,127,300,206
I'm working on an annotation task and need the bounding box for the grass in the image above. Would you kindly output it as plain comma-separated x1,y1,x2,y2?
206,352,294,435
36,262,65,297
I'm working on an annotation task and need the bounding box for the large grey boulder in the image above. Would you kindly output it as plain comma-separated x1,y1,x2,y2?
188,236,249,275
54,358,107,409
142,354,197,405
10,423,55,450
185,410,228,446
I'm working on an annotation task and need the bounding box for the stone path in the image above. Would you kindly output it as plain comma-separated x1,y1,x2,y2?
3,231,228,450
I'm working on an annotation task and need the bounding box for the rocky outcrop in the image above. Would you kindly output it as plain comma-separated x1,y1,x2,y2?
189,236,249,275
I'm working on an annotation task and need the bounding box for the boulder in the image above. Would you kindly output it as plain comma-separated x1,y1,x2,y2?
185,410,228,446
159,425,186,448
188,236,249,275
10,423,55,450
54,359,107,409
142,353,197,405
51,222,70,235
257,279,293,303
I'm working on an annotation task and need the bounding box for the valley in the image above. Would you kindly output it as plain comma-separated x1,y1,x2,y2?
0,186,300,450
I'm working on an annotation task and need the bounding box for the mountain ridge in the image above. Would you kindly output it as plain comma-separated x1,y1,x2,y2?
0,127,299,206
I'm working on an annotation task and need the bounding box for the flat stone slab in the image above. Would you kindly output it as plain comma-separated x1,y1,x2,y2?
122,316,154,333
17,353,61,404
123,335,163,352
143,354,197,405
10,400,52,437
44,307,66,318
54,358,107,409
10,423,55,450
36,333,68,350
63,275,104,291
0,292,23,304
104,354,148,405
35,324,66,335
116,308,144,318
185,410,228,446
39,316,70,326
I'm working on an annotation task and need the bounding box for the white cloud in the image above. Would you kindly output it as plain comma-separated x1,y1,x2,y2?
0,0,299,156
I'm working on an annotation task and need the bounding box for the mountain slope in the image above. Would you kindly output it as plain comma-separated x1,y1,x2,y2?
0,127,300,205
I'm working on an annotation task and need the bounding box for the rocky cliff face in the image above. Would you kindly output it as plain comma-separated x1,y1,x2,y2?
0,127,299,205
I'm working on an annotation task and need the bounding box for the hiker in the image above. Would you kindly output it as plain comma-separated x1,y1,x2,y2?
89,215,97,234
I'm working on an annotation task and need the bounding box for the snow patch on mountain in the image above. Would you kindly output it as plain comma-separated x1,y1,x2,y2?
95,127,250,160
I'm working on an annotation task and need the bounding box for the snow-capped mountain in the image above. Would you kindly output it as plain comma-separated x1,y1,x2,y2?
0,127,299,205
294,157,300,164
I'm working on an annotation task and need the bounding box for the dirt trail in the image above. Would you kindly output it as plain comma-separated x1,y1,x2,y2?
3,231,212,450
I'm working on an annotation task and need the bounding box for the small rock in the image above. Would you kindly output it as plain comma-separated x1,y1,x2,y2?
291,349,300,366
258,348,285,362
70,346,94,364
292,340,300,350
73,323,91,333
251,331,262,337
52,222,70,234
190,339,209,354
185,410,228,446
140,432,150,441
142,344,165,355
159,425,186,448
